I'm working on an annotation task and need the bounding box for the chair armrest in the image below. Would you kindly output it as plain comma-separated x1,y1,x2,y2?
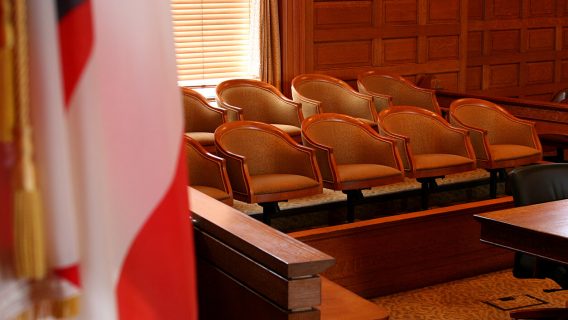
489,115,541,149
183,93,229,132
437,124,476,159
216,148,251,198
216,98,244,122
188,148,232,194
331,89,378,122
450,116,491,161
266,96,304,127
302,135,337,185
292,90,322,118
378,128,412,172
363,134,404,171
279,142,323,182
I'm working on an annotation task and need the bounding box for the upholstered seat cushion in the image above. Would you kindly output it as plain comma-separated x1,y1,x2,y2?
185,132,215,147
272,124,301,138
192,185,231,202
337,164,402,183
251,173,320,195
414,154,475,171
489,144,541,162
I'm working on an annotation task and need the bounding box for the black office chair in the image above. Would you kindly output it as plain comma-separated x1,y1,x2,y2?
508,163,568,320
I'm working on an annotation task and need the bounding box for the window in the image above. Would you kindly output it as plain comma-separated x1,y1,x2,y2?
170,0,259,91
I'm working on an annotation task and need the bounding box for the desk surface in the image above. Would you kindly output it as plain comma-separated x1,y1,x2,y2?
475,198,568,265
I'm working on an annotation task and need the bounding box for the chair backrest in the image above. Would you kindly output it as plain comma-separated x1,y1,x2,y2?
379,106,461,155
449,98,539,146
182,87,227,133
291,74,376,121
215,121,317,177
509,163,568,206
357,71,441,114
302,113,391,165
216,79,302,125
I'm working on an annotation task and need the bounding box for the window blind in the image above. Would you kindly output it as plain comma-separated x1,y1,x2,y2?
171,0,256,87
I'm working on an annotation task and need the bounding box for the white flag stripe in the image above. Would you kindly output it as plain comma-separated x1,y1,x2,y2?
28,0,80,272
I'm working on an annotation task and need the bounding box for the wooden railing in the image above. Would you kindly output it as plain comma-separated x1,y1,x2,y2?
190,187,335,320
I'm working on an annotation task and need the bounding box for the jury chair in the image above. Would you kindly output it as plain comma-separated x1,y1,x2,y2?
215,79,304,142
508,163,568,320
185,136,233,205
214,120,323,223
302,113,404,222
182,87,229,153
357,70,442,115
378,106,476,209
449,98,542,198
291,73,378,128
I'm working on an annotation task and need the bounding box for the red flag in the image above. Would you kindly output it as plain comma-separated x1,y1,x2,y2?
28,0,198,318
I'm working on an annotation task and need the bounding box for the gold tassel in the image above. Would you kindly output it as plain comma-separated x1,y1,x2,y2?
0,0,15,143
50,295,81,318
11,0,46,280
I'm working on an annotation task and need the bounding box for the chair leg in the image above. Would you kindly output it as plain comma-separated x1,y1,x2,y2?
416,177,438,210
489,170,498,199
343,190,364,223
259,202,280,225
488,169,507,198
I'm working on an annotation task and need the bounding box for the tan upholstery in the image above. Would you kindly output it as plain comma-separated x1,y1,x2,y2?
216,79,303,142
449,98,542,169
215,120,322,222
302,113,404,221
185,136,233,205
357,71,442,115
379,106,476,209
182,87,228,153
291,74,378,127
449,98,543,198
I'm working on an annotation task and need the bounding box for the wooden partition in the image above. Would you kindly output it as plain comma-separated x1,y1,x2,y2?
289,198,515,298
190,188,335,319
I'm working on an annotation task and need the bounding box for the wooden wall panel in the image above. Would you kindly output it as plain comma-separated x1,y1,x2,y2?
281,0,568,100
466,0,568,100
281,0,468,95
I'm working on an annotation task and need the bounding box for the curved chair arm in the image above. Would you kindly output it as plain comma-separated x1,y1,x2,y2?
438,123,476,159
356,82,393,114
182,87,229,132
215,145,252,199
291,85,322,118
357,71,442,114
215,97,244,122
185,137,232,196
378,126,413,172
450,116,490,161
301,136,337,186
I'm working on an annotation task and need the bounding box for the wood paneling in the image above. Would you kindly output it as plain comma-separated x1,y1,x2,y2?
290,198,515,298
281,0,468,94
281,0,568,100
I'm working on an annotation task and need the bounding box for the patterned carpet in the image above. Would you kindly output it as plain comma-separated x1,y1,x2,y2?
373,269,568,320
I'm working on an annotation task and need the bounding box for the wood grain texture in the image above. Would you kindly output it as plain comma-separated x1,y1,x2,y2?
280,0,568,100
290,197,515,298
476,198,568,265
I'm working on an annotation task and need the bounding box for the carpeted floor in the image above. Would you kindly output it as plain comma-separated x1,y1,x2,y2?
372,269,568,320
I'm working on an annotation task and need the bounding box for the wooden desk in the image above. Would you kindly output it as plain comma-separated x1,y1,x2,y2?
475,199,568,265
